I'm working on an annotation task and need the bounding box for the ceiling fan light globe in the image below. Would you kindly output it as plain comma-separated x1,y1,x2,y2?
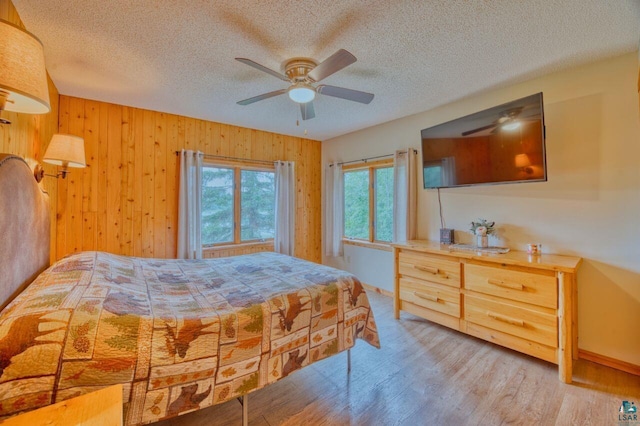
502,121,521,131
288,84,316,103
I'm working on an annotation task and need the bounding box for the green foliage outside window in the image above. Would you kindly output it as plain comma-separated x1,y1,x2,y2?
202,167,234,245
344,166,394,242
375,167,394,242
344,170,370,239
241,170,275,241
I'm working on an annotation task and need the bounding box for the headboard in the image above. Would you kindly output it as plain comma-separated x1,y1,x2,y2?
0,154,50,311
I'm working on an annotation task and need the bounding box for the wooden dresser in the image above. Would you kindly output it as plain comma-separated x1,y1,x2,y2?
392,240,582,383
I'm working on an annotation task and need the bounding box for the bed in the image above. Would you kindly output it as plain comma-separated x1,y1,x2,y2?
0,154,380,425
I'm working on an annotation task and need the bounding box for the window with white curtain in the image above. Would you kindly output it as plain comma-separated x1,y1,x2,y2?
201,163,275,246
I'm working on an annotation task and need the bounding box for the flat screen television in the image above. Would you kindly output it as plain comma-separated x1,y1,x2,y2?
421,92,546,189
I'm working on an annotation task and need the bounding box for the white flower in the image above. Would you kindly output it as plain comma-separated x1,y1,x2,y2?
470,219,495,236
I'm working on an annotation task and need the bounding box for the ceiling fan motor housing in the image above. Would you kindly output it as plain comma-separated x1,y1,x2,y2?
284,58,318,82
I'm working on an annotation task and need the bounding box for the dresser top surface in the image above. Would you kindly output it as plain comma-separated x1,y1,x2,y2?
392,240,582,273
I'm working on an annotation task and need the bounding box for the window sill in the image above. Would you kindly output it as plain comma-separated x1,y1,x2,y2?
203,241,274,256
342,239,392,252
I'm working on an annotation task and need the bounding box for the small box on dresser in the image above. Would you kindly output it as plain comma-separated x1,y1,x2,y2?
392,240,582,383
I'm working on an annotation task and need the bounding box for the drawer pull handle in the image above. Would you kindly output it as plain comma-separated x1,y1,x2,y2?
413,292,441,303
487,311,525,327
487,278,524,291
414,265,439,275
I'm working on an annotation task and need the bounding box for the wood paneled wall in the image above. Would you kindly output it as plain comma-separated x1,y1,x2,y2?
0,0,60,264
56,96,322,263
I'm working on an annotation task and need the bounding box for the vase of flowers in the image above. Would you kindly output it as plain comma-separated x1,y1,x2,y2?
470,219,495,248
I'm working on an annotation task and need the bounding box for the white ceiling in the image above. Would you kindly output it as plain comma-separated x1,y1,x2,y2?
13,0,640,141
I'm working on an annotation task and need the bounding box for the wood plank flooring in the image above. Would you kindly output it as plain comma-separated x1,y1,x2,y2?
153,292,640,426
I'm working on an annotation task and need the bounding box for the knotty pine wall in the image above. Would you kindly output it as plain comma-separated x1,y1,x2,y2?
0,0,60,264
56,96,322,263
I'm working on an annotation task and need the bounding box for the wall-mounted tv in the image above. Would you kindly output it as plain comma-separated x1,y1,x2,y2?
421,92,546,189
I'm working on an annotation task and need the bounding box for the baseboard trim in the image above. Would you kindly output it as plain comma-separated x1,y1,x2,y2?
361,283,393,298
578,349,640,376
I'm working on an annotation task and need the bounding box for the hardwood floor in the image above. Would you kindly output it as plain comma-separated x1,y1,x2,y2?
153,292,640,426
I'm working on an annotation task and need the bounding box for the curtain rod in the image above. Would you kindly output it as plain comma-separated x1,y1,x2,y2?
174,151,275,165
329,149,418,167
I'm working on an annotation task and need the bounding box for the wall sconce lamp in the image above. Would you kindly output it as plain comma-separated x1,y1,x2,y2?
0,20,50,124
34,134,86,182
514,153,533,175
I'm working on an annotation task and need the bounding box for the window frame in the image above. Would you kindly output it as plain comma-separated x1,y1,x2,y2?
342,158,394,245
201,159,275,248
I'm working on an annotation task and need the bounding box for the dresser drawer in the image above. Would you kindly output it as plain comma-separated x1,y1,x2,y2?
465,263,557,308
399,277,460,318
398,251,460,288
465,294,557,348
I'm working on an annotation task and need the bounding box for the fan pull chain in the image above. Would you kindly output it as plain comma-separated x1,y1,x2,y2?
295,112,307,135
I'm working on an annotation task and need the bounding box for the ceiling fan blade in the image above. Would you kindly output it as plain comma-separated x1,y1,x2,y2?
317,85,374,104
461,123,497,137
300,101,315,120
519,108,540,120
307,49,357,82
236,58,289,82
237,89,287,106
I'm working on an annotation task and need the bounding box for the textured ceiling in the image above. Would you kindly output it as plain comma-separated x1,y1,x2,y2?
12,0,640,141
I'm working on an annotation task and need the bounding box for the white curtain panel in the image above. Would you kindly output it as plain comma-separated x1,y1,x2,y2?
442,156,457,187
393,149,418,242
177,149,204,259
324,162,344,257
274,161,296,256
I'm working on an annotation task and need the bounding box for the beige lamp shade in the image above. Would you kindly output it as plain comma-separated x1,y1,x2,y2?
43,134,86,168
514,153,531,168
0,20,50,114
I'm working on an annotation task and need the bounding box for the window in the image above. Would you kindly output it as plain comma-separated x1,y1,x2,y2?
344,170,369,240
202,167,234,244
423,162,442,188
240,170,275,241
201,163,275,246
343,160,394,243
374,167,393,241
423,157,455,188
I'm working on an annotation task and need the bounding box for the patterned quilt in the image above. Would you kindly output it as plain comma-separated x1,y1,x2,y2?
0,251,379,424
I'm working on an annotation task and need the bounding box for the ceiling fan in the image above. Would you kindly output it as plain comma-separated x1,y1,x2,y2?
235,49,374,120
462,107,531,136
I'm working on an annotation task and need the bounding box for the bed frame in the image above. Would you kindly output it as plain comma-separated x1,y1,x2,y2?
0,153,356,426
0,154,50,311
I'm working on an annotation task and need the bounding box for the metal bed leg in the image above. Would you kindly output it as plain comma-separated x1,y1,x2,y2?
238,394,248,426
347,349,351,374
